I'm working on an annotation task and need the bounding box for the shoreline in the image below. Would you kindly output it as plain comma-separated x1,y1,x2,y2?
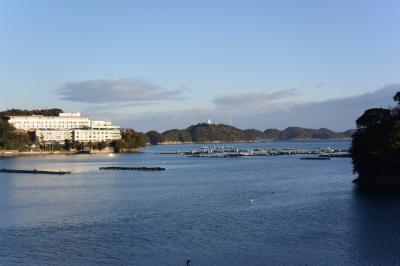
0,150,96,157
1,139,350,157
0,149,142,157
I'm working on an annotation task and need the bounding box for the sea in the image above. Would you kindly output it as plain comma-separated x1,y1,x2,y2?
1,140,400,266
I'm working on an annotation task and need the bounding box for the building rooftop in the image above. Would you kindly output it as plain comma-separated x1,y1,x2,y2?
59,112,81,117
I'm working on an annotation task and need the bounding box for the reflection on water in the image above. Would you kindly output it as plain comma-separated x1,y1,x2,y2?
349,188,400,265
1,141,400,265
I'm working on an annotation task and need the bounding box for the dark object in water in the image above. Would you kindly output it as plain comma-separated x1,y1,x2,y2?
319,153,351,158
99,166,166,171
223,153,243,158
0,168,71,175
300,157,331,160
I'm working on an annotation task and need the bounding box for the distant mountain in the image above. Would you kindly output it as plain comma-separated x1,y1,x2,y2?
145,123,354,144
277,127,344,140
263,128,281,140
242,129,267,140
162,123,259,143
188,123,252,142
341,129,356,138
162,129,192,143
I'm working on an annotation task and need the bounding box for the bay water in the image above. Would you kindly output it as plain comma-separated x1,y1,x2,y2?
1,141,400,265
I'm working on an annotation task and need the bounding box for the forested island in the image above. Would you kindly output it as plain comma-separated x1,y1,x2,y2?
145,124,354,144
350,91,400,188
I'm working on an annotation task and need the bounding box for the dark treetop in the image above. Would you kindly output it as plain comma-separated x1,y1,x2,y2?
0,108,63,117
350,90,400,186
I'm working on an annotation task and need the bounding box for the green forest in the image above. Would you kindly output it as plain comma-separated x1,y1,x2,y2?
0,119,32,151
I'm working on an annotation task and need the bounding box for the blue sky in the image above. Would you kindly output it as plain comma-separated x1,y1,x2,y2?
1,0,399,131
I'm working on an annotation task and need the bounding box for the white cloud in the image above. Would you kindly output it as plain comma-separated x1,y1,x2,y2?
57,79,188,103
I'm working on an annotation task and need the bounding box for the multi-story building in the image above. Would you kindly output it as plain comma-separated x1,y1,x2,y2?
34,129,73,143
73,121,121,142
5,112,121,143
7,112,91,131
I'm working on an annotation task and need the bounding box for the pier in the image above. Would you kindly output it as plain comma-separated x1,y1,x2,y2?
0,168,71,175
99,166,166,171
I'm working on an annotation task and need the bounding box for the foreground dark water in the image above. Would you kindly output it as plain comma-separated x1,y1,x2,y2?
1,141,400,265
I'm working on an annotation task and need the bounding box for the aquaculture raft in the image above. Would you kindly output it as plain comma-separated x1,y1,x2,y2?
99,166,166,171
300,157,331,160
0,168,71,175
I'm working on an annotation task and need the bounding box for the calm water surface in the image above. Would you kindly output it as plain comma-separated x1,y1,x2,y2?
1,141,400,265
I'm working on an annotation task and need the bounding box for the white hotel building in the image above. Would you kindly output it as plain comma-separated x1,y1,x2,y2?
6,112,121,143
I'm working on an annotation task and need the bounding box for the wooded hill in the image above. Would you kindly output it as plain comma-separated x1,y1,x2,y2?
145,123,354,144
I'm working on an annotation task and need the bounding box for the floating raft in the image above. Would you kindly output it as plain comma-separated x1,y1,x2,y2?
0,168,71,175
319,153,351,158
300,157,331,160
171,146,349,157
99,166,166,171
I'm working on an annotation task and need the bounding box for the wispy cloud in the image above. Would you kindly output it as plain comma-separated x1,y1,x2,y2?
214,89,297,108
226,84,400,131
94,84,400,132
57,79,189,103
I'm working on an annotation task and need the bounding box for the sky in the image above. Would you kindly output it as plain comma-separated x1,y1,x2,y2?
0,0,399,132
